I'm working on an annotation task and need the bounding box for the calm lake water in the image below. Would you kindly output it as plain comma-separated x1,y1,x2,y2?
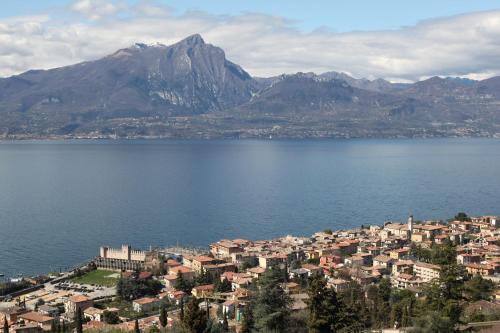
0,138,499,277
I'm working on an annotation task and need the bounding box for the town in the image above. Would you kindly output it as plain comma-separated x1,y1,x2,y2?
2,212,500,333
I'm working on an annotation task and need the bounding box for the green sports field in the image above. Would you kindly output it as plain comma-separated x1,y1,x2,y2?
70,269,120,287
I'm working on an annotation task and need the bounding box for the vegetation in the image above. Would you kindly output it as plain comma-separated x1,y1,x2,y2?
0,280,31,296
75,307,83,333
453,212,472,222
174,272,194,294
240,257,259,270
71,269,120,287
214,278,232,293
116,276,163,300
307,275,362,332
246,269,292,332
181,297,207,333
134,319,140,333
3,316,9,333
463,275,495,301
103,311,121,324
159,304,168,328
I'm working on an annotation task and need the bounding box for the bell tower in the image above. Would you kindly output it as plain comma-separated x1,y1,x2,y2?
408,214,414,236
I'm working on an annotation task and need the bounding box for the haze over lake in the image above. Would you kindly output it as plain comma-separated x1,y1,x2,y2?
0,138,499,278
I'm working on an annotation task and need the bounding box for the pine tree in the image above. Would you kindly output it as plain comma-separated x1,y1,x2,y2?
75,307,83,333
3,316,9,333
50,320,57,333
61,320,66,333
251,269,291,333
307,275,342,333
134,319,140,333
181,297,207,333
159,304,167,328
308,275,362,333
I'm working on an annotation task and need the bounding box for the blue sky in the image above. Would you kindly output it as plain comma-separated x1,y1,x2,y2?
2,0,500,80
3,0,500,32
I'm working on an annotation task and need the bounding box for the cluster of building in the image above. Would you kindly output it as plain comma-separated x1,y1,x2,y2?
2,214,500,332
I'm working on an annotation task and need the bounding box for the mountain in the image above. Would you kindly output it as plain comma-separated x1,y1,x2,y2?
0,34,257,135
1,34,500,138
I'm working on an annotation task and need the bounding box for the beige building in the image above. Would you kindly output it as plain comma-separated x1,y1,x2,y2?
258,254,288,269
95,245,146,271
132,298,162,313
65,295,94,318
414,262,440,282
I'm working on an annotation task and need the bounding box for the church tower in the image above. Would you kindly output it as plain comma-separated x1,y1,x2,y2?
408,214,414,236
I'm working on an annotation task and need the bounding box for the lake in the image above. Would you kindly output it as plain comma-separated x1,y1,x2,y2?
0,138,499,278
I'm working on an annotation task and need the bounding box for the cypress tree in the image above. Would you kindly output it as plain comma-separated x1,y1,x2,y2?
61,320,66,333
3,316,9,333
134,319,140,333
75,307,83,333
50,320,57,333
401,305,409,328
179,298,184,321
159,304,167,328
222,313,229,332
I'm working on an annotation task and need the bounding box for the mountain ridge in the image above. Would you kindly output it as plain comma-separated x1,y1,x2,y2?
0,34,499,139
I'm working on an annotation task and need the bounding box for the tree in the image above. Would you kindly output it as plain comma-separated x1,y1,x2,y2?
196,270,213,285
182,297,207,333
251,269,292,333
307,275,342,332
408,312,454,333
215,278,232,293
240,257,259,270
134,319,140,333
147,325,161,333
401,305,410,328
179,298,185,322
464,274,495,301
75,307,83,333
103,310,120,324
239,303,253,333
430,241,456,266
3,316,9,333
453,212,471,222
117,276,163,300
175,272,192,294
308,275,362,333
222,314,229,332
159,304,168,328
50,320,57,333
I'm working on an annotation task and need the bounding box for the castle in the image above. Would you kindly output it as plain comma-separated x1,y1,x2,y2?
95,245,146,271
94,245,164,271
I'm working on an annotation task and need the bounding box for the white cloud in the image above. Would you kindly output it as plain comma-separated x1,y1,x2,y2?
71,0,124,21
1,1,500,82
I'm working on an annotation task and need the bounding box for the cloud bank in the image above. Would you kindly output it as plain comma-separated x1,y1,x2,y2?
1,0,500,81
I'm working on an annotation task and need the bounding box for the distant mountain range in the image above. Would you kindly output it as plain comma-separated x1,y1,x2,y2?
1,34,500,139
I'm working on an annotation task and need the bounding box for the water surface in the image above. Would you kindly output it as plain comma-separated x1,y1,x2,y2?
0,139,499,277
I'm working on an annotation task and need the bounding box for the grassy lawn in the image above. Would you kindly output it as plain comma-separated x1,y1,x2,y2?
71,269,120,287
